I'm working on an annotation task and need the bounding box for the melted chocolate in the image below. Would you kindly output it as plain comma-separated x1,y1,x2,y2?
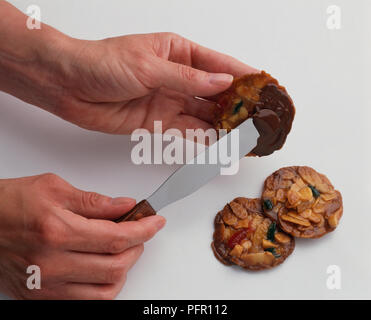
215,71,295,157
252,84,295,156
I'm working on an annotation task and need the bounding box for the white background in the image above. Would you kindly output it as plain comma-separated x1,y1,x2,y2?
1,0,370,299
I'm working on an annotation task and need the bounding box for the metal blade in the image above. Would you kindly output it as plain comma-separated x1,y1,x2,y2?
147,119,259,211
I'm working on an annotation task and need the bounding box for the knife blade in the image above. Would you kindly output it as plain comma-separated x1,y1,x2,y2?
115,118,259,222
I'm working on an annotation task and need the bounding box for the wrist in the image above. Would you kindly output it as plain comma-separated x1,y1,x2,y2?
0,1,77,111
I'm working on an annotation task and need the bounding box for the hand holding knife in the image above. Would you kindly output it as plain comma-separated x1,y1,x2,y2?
115,119,259,222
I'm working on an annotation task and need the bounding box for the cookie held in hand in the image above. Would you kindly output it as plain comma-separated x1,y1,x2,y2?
214,71,295,157
211,197,295,270
262,166,343,238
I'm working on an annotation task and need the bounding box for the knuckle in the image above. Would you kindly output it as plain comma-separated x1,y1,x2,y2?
29,173,69,195
177,64,197,82
162,31,180,40
36,215,66,248
81,191,103,209
38,173,61,184
106,260,127,283
154,32,180,45
31,173,65,192
138,223,156,240
107,235,130,254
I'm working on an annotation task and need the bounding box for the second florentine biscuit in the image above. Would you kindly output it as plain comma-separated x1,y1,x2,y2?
262,166,343,238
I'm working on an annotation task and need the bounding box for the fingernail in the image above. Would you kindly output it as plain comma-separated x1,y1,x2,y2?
111,197,136,206
209,73,233,86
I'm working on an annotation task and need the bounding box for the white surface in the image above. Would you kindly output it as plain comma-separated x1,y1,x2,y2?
1,0,370,299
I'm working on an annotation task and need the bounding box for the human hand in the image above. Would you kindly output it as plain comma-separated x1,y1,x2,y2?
0,3,257,134
56,32,258,134
0,173,166,299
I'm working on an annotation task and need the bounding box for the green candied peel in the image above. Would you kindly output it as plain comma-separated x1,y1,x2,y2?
264,247,281,258
267,222,276,242
263,199,273,211
308,185,320,198
233,100,243,114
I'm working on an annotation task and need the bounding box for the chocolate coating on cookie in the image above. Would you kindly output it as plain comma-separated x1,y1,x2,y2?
214,71,295,156
262,166,343,238
212,197,295,270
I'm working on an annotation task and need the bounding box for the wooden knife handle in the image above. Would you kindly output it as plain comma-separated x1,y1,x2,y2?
114,200,156,223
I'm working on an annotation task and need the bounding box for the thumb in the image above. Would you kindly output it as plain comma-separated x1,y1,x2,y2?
68,188,136,220
152,57,233,96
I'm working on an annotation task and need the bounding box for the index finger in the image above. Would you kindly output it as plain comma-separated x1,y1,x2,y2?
60,210,166,254
164,33,259,76
191,43,260,77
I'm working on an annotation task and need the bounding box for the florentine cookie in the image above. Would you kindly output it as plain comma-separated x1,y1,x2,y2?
214,71,295,156
211,197,295,270
262,166,343,238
